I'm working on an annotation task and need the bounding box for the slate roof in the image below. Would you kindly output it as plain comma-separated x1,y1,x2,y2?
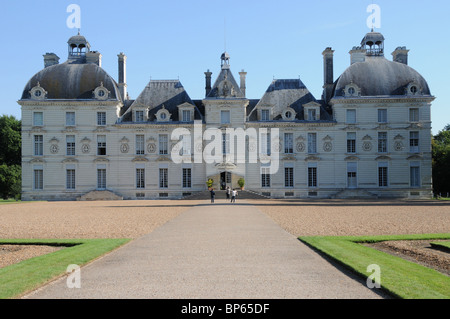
206,68,245,99
249,79,332,122
21,61,120,101
121,80,203,123
333,56,431,98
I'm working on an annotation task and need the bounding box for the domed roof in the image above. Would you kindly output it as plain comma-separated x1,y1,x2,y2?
21,61,120,101
333,56,431,98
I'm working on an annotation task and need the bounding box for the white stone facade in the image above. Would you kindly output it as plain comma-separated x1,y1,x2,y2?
19,31,435,201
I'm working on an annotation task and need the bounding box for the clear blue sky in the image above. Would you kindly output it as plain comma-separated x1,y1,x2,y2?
1,0,448,134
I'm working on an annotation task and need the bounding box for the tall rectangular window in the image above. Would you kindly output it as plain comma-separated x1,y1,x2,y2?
66,112,75,126
284,133,294,154
260,132,271,156
307,109,318,121
34,167,43,190
347,132,356,154
136,135,145,155
66,135,76,156
346,109,356,124
378,109,387,123
378,163,388,187
409,108,419,122
378,132,387,153
136,168,145,189
261,109,270,121
34,135,43,156
66,168,76,190
97,135,107,156
261,167,271,188
182,135,191,155
308,133,317,154
135,111,144,123
221,110,230,124
410,163,420,188
347,162,357,188
97,168,106,190
97,112,106,126
33,112,43,126
182,110,191,122
159,168,168,188
308,166,317,188
182,168,192,188
285,167,294,188
222,133,230,155
410,131,419,153
159,134,168,155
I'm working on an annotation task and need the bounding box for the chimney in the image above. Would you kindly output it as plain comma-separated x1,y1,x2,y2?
322,47,334,103
43,53,60,68
392,46,409,65
86,51,102,67
205,69,212,97
118,52,128,101
239,70,247,97
349,46,366,65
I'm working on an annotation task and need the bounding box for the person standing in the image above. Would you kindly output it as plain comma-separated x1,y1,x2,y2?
210,188,215,203
226,186,230,200
231,189,237,203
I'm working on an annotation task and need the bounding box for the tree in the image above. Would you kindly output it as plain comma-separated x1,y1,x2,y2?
432,124,450,196
0,115,21,199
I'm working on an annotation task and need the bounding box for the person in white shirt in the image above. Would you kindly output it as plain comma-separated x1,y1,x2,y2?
231,189,237,203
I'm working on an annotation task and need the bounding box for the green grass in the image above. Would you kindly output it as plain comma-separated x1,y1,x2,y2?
299,234,450,299
0,238,131,299
430,241,450,251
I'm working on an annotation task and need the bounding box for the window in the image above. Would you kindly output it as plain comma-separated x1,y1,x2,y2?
347,162,357,188
159,168,168,188
261,109,270,121
308,165,317,188
347,133,356,154
34,135,43,156
378,109,387,123
33,112,43,126
34,167,43,190
182,110,191,122
261,132,271,156
135,111,144,123
66,112,75,126
66,169,76,190
136,135,145,155
284,133,294,154
222,133,230,155
346,109,356,124
308,133,317,154
97,135,107,156
261,167,271,188
183,168,192,188
182,134,191,155
97,112,106,126
378,163,388,187
97,168,106,190
136,168,145,189
159,134,168,155
410,132,419,153
66,135,76,156
221,110,230,124
378,132,387,153
410,163,420,188
409,108,419,122
307,109,317,121
285,167,294,188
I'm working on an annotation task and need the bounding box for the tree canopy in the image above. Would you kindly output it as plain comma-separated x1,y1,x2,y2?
432,124,450,196
0,115,21,199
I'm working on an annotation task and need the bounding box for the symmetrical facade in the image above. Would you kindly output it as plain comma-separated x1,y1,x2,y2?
19,31,435,200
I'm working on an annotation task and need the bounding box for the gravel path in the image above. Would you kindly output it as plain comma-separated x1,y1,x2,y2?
1,198,449,274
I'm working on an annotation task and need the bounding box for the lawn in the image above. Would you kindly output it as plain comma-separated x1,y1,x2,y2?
0,238,131,299
299,234,450,299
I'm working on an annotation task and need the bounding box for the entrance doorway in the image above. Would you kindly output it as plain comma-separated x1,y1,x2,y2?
220,172,232,190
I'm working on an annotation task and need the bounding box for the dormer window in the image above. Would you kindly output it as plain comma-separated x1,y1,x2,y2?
156,107,171,122
135,110,145,123
406,82,422,96
29,82,47,100
303,102,321,121
260,109,271,122
93,83,110,100
282,108,296,121
177,103,195,123
344,83,361,97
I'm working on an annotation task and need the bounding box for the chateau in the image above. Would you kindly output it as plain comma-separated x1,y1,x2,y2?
19,30,435,201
